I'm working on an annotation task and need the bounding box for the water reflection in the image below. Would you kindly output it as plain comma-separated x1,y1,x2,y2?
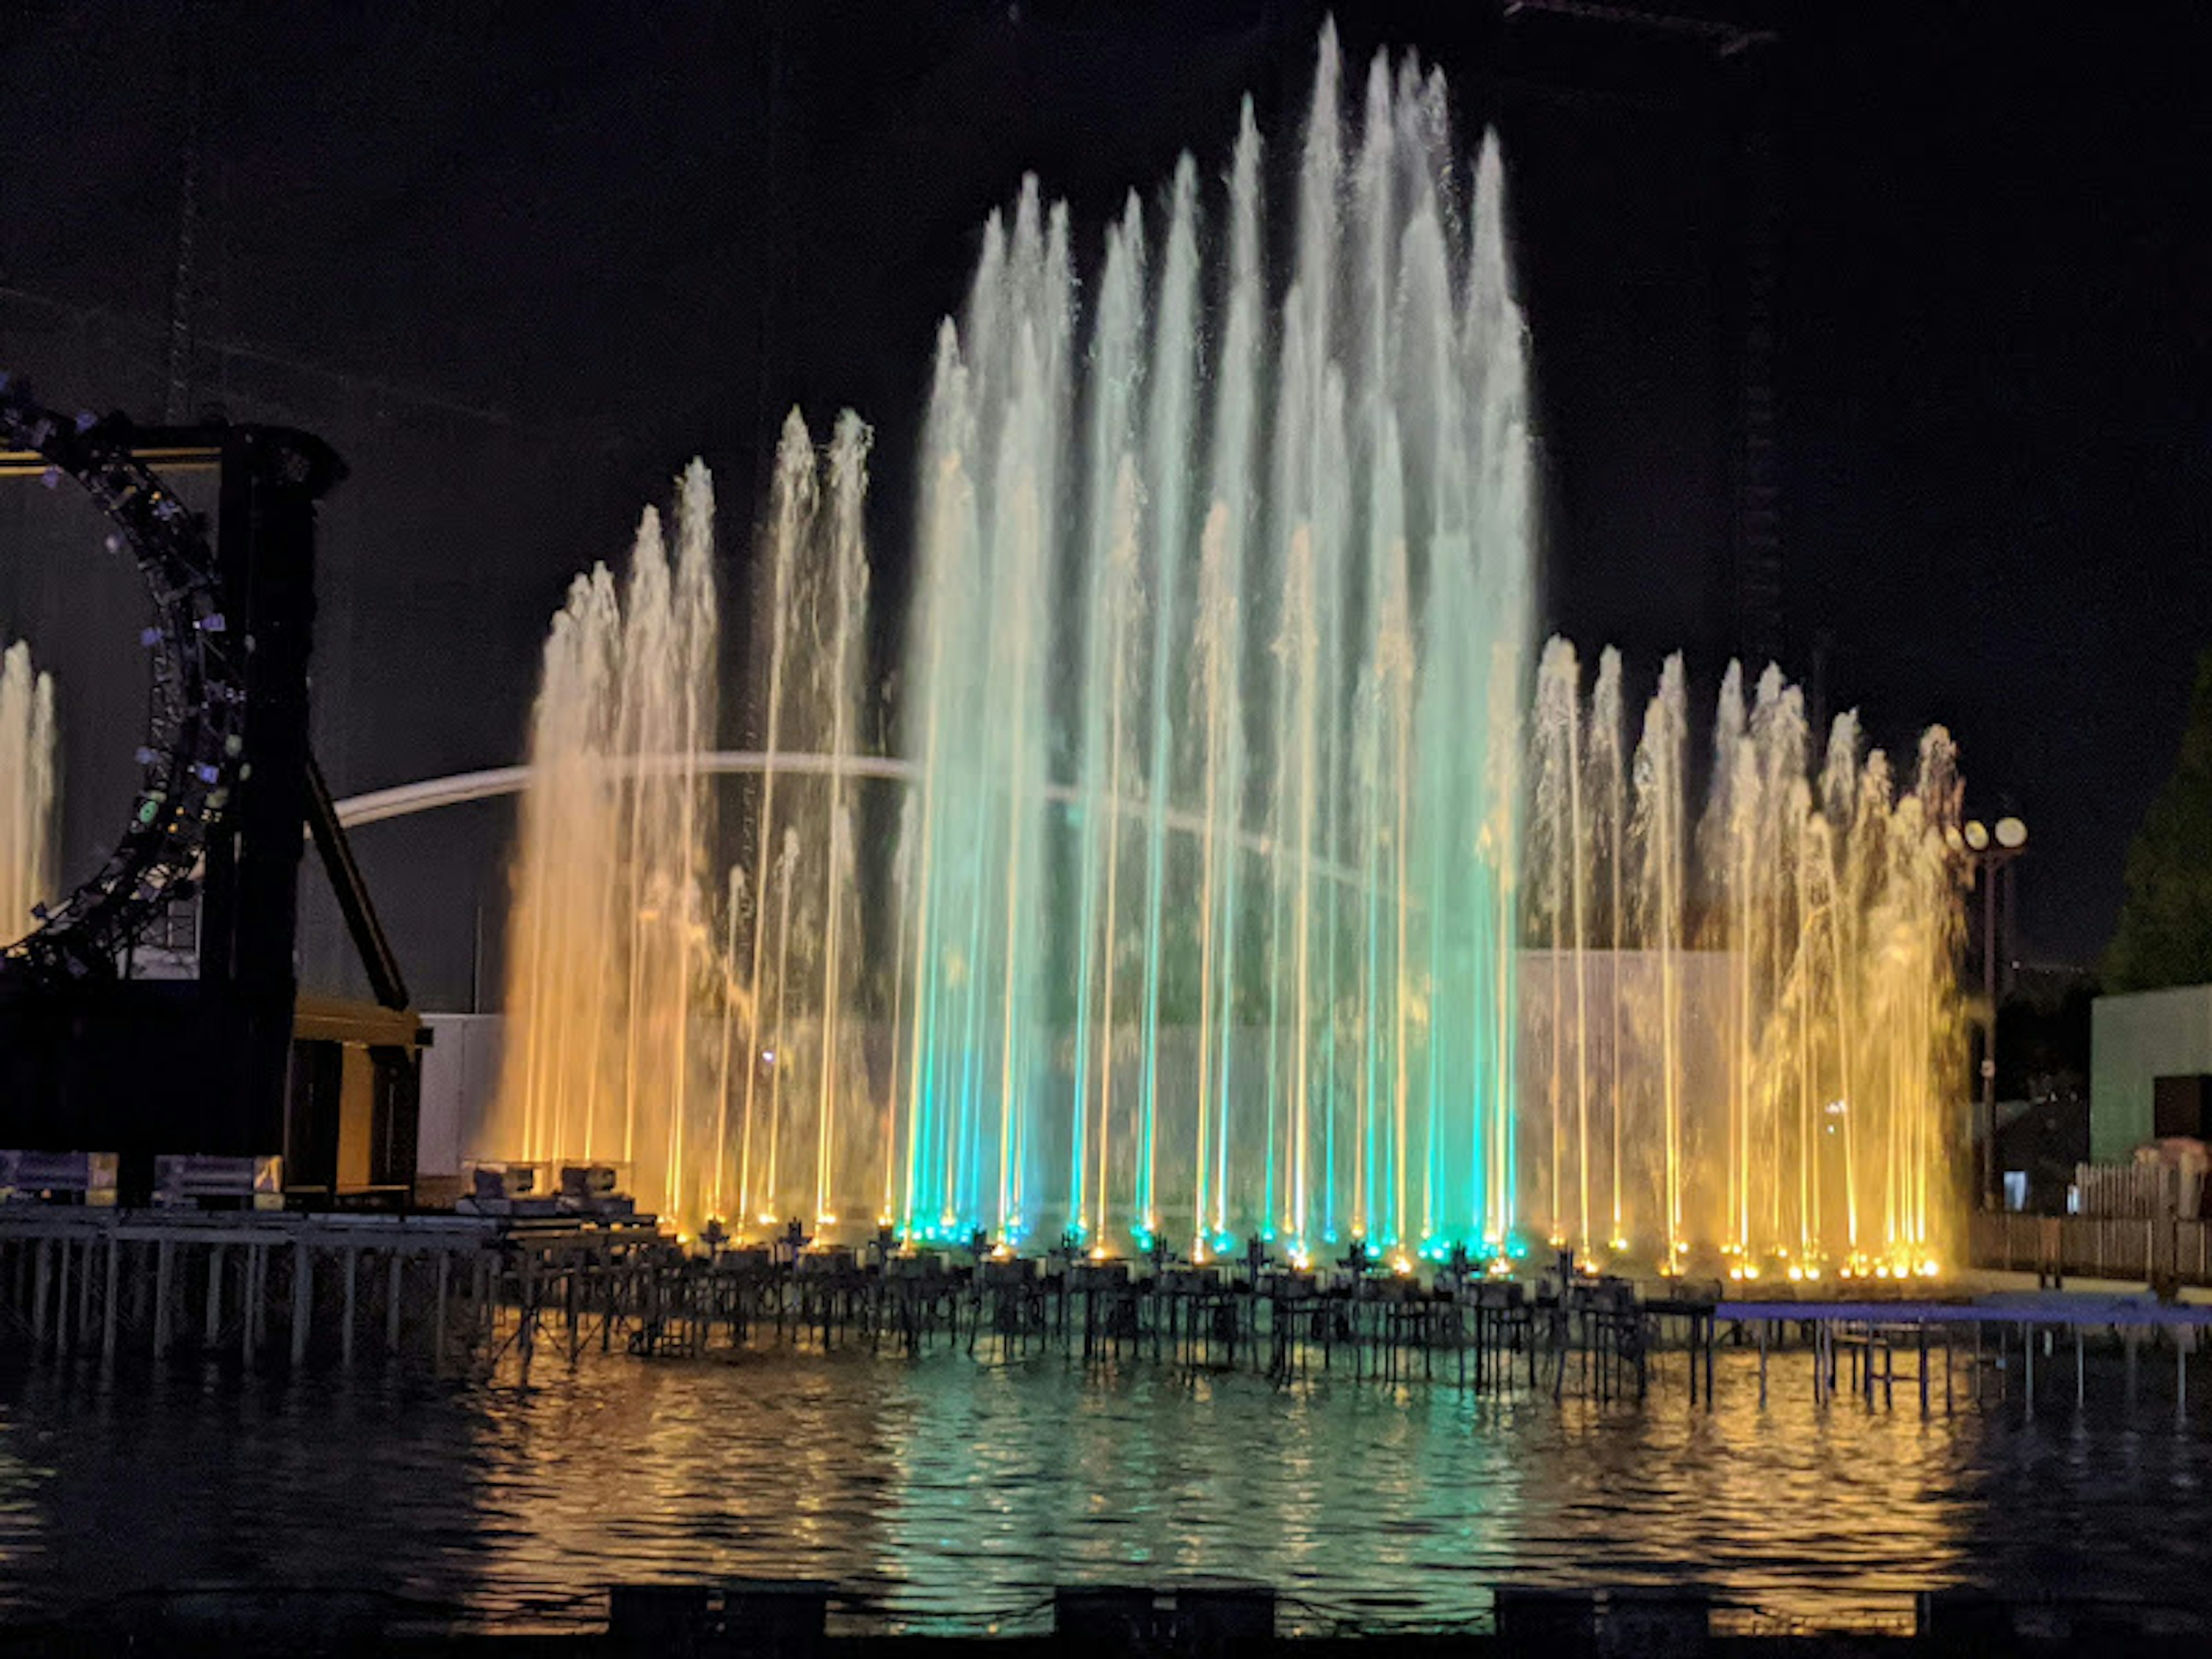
0,1351,2206,1634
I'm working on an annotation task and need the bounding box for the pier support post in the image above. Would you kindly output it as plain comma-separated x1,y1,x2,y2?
342,1247,358,1368
388,1252,404,1357
242,1245,261,1363
518,1252,537,1381
154,1240,174,1358
54,1238,72,1354
433,1251,449,1375
75,1236,93,1349
206,1244,225,1348
471,1255,490,1356
291,1241,313,1366
31,1238,50,1348
54,1240,73,1354
102,1235,120,1364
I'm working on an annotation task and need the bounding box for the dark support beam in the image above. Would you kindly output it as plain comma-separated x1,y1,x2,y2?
305,751,410,1013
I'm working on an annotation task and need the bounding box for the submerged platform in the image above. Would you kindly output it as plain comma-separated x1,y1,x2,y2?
0,1205,2204,1425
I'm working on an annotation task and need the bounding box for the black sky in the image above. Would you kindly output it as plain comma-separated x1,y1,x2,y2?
1,0,2206,1000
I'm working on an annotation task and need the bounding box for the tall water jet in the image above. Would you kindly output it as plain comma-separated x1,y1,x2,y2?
1135,155,1200,1241
810,412,872,1227
1588,647,1627,1248
1067,199,1145,1245
483,24,1972,1274
900,29,1534,1255
497,420,874,1229
0,641,57,939
1633,655,1690,1263
739,420,813,1224
732,409,878,1230
902,183,1073,1245
1529,639,1591,1247
1600,650,1964,1275
495,463,717,1222
1199,100,1263,1248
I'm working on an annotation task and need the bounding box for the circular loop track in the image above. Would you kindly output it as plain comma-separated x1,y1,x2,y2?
0,376,245,981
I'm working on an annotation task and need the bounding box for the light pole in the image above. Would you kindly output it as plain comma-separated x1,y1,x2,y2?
1949,815,2027,1211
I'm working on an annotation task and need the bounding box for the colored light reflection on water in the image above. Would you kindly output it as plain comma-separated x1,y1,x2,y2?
1,1351,2210,1635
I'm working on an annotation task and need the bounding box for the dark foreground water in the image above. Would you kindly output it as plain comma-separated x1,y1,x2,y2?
0,1344,2206,1636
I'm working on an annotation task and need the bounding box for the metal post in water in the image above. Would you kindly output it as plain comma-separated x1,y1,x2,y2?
102,1236,120,1365
52,1238,70,1354
342,1248,358,1368
31,1238,49,1348
153,1240,173,1358
205,1244,224,1347
434,1251,449,1374
241,1247,257,1362
291,1240,312,1366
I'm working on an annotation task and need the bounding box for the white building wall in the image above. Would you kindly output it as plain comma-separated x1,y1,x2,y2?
2091,983,2212,1161
419,1013,504,1177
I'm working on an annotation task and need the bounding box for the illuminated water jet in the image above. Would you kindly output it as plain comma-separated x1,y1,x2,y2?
0,641,57,940
485,27,1968,1278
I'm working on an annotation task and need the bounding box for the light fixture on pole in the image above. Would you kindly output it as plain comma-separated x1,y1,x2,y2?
1952,815,2028,1213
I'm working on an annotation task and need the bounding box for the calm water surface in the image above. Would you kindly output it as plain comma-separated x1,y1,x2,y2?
0,1345,2205,1634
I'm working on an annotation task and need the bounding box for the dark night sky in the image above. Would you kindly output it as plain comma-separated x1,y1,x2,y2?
1,0,2206,1002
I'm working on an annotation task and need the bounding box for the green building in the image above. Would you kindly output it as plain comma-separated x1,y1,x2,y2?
2091,983,2212,1162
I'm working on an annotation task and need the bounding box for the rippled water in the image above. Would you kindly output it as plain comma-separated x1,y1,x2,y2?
0,1344,2206,1635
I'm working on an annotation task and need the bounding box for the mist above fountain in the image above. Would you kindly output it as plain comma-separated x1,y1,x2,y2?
489,26,1968,1277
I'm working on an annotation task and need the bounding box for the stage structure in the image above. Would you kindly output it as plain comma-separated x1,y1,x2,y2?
0,377,422,1203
